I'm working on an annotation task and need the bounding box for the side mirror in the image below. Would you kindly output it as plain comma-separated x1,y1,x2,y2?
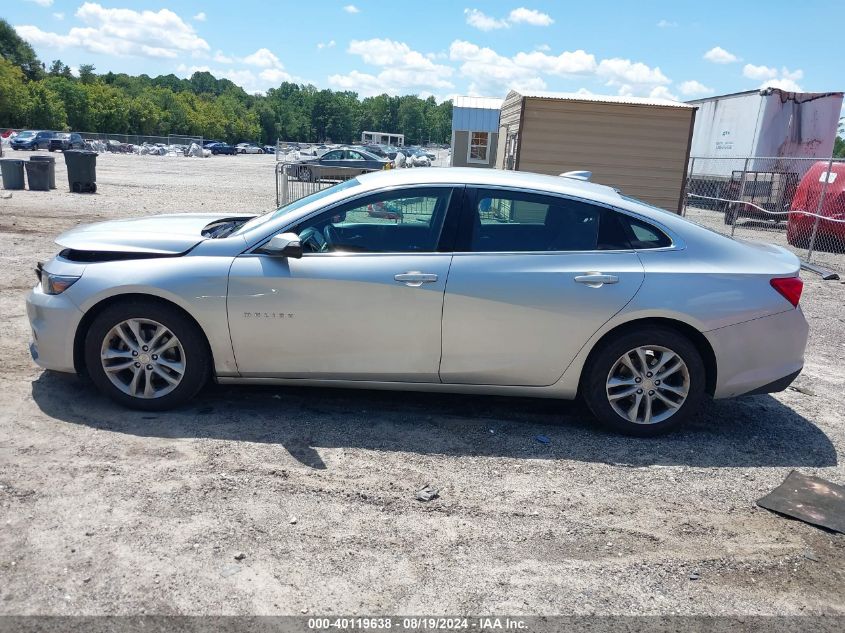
260,232,302,258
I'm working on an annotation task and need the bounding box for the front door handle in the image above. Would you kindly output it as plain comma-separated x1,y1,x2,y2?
394,272,438,287
574,273,619,288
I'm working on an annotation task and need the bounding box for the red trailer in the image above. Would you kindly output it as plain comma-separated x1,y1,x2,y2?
786,160,845,249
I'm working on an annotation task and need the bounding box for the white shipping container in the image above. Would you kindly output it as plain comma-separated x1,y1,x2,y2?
688,88,843,177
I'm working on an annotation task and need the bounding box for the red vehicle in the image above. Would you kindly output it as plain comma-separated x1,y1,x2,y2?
786,161,845,249
366,201,402,220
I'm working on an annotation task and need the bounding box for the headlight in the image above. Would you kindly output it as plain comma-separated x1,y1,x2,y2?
42,272,81,295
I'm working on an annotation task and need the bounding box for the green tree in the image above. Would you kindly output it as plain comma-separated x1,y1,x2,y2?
84,82,130,132
0,57,30,127
43,76,90,130
26,82,67,129
78,64,97,85
834,136,845,159
0,18,43,80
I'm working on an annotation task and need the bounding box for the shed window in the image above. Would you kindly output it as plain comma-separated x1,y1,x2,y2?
468,132,489,163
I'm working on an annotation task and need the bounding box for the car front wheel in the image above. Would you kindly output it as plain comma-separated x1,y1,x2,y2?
581,326,705,436
84,300,210,410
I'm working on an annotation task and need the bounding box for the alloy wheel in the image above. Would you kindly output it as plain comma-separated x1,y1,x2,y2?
100,318,186,399
605,345,690,425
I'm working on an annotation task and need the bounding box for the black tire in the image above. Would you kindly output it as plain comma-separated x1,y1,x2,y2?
84,299,210,410
298,166,313,182
581,326,706,436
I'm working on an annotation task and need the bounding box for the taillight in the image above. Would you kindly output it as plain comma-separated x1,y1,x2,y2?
770,276,803,307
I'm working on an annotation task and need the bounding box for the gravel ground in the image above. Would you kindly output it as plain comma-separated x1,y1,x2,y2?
1,152,844,616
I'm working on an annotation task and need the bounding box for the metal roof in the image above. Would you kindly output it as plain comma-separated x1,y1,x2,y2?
453,96,504,110
510,90,695,109
686,87,844,104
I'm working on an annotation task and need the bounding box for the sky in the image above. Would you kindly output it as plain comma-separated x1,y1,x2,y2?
5,0,843,104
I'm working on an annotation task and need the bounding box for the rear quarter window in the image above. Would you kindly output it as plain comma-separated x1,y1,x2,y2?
622,215,672,249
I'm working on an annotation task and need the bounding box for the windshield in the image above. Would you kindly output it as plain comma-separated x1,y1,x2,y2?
233,178,362,235
17,131,36,138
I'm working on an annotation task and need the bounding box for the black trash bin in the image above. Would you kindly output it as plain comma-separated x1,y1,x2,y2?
29,155,56,189
64,150,97,193
25,160,51,191
0,159,26,190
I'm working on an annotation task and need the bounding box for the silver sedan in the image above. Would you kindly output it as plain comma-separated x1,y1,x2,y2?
26,168,808,435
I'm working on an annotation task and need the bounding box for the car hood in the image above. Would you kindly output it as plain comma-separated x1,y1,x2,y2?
55,213,256,255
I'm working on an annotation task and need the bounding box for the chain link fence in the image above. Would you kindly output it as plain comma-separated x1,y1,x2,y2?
1,128,204,155
684,156,845,275
275,161,383,207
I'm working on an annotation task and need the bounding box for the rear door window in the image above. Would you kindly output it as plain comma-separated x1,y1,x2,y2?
464,189,602,252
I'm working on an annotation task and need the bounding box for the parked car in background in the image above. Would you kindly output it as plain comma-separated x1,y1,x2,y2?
406,148,432,167
263,145,276,155
786,160,845,250
11,130,54,151
295,147,390,181
26,168,808,436
381,145,400,160
49,133,86,152
362,144,389,158
236,143,265,154
207,142,237,155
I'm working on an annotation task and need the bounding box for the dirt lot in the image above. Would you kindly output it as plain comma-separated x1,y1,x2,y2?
1,152,844,616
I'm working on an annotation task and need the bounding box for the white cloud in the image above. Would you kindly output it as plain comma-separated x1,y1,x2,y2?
465,6,553,30
15,3,209,59
26,0,53,7
330,38,454,97
703,46,739,64
464,8,509,31
743,64,803,90
782,67,804,81
761,78,803,92
753,67,803,92
535,43,551,52
648,86,679,101
508,7,554,26
260,68,293,84
177,64,292,94
513,49,597,76
193,12,206,22
52,12,64,20
213,50,233,63
317,40,336,50
448,40,673,98
656,19,677,28
343,4,360,13
597,57,670,93
743,63,778,80
449,40,546,95
242,48,283,68
679,80,712,96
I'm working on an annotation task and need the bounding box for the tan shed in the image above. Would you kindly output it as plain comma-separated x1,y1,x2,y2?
496,90,697,212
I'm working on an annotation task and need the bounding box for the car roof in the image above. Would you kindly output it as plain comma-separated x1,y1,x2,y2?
356,167,622,203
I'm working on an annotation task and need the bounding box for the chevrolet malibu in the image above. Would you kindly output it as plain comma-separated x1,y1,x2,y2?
26,168,808,435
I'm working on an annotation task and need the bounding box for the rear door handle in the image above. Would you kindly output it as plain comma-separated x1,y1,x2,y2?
394,272,438,287
574,273,619,287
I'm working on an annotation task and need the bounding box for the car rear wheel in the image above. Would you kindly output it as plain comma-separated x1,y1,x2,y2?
582,327,705,436
297,166,313,182
84,300,210,410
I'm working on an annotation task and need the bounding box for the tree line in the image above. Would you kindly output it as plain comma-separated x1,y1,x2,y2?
0,18,453,145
